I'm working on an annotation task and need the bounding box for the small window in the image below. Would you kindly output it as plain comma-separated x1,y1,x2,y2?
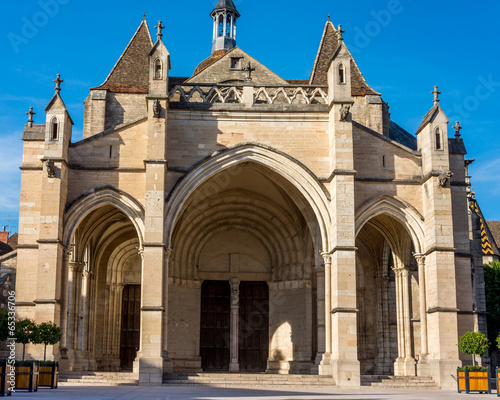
230,57,241,69
382,155,386,167
51,117,59,140
154,59,162,80
226,15,231,37
338,63,346,84
218,15,224,37
435,127,442,150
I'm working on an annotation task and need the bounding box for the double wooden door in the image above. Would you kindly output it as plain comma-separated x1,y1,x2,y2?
120,285,141,370
200,281,269,372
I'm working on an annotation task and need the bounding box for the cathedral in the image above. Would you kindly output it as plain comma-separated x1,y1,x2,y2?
13,0,488,389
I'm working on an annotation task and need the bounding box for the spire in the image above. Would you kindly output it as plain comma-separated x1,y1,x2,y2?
155,20,165,41
26,107,36,128
210,0,240,53
453,121,463,139
54,74,64,94
431,85,441,105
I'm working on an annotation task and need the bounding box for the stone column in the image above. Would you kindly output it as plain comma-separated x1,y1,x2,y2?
314,266,326,365
162,248,173,373
414,254,429,376
374,276,391,374
319,254,332,375
59,247,72,359
229,278,241,372
393,266,415,376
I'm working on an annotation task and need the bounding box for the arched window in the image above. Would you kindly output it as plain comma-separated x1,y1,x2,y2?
218,15,224,37
154,59,162,80
51,117,59,140
435,127,442,150
338,63,346,84
226,14,232,37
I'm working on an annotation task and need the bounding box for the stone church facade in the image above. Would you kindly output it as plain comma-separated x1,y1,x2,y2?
15,0,486,389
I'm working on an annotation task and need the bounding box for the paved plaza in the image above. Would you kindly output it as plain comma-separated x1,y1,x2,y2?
10,386,497,400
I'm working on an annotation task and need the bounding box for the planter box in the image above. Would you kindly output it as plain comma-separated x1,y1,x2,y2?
14,361,38,392
38,362,58,389
457,366,491,394
497,367,499,397
0,361,12,397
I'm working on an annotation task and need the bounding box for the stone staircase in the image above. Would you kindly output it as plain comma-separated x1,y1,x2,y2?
361,375,438,390
59,371,139,386
163,373,336,388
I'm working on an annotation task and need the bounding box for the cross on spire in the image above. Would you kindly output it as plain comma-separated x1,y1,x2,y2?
241,61,256,82
26,107,36,128
431,85,441,105
337,25,345,41
54,74,64,94
453,121,463,139
155,20,165,40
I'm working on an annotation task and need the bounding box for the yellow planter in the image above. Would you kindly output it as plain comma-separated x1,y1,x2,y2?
497,367,499,398
0,361,12,397
14,362,39,392
38,362,58,389
457,367,491,394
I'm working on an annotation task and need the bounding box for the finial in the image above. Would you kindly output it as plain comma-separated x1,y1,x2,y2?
143,13,146,21
328,14,331,22
431,85,441,105
453,121,463,139
26,107,36,128
155,20,165,40
337,25,345,41
54,74,64,94
241,61,256,82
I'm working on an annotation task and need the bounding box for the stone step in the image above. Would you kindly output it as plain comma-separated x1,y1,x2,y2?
59,372,139,386
163,373,336,387
361,375,437,390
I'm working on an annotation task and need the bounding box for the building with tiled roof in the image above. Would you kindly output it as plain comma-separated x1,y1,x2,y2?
13,2,489,390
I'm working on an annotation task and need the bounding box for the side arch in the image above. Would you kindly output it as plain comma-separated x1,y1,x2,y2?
63,186,146,247
164,143,331,252
355,195,425,253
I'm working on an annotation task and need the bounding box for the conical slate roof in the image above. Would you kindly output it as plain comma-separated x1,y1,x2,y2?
213,0,238,13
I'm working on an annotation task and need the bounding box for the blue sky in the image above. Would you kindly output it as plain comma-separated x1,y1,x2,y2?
1,0,500,235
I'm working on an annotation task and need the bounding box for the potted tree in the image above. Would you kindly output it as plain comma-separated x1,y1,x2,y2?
37,322,62,389
0,310,11,396
497,333,500,398
457,331,491,394
13,318,39,392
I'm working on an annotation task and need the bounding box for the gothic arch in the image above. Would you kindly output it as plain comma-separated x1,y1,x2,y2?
165,143,331,252
355,195,425,253
63,186,145,247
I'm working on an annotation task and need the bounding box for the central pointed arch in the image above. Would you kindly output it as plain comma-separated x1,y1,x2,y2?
164,143,331,253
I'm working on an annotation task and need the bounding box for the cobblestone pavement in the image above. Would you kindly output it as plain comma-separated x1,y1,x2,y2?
9,386,497,400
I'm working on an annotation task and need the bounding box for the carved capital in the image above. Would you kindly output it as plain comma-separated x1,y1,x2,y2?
137,247,144,260
165,247,173,261
321,252,332,265
69,262,85,273
230,278,240,309
413,253,426,267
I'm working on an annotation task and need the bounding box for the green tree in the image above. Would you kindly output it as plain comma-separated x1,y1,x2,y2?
458,331,490,366
497,332,500,349
484,261,500,347
14,318,38,361
37,322,62,361
0,309,9,342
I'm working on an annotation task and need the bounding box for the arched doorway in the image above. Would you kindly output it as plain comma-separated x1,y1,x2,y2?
61,189,145,372
355,198,427,377
165,146,331,374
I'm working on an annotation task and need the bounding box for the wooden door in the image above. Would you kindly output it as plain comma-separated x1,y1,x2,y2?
200,281,231,371
239,282,269,372
120,285,141,370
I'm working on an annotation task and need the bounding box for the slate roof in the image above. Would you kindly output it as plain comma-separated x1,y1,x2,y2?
22,124,45,141
213,0,240,15
448,138,467,155
309,20,378,96
487,221,500,252
0,242,12,257
389,120,417,151
92,19,154,93
193,49,230,77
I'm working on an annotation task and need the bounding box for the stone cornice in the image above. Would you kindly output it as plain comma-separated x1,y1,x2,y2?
331,307,358,314
427,307,459,314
